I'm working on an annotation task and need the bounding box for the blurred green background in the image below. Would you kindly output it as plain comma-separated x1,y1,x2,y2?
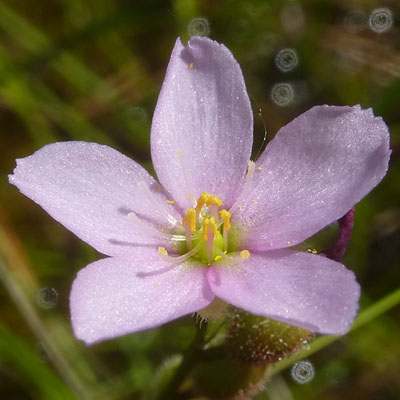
0,0,399,399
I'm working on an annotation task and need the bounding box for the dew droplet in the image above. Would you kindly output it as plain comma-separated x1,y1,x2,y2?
291,360,315,384
275,48,298,72
37,287,58,309
188,17,211,37
126,106,147,123
368,8,393,33
271,82,294,107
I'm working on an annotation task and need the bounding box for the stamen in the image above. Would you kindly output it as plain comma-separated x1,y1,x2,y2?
213,248,251,264
182,208,196,249
219,209,231,252
183,208,196,232
157,243,202,264
213,248,241,264
195,192,211,214
136,263,177,278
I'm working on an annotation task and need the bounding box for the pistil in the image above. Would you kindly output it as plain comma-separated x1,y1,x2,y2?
203,217,217,264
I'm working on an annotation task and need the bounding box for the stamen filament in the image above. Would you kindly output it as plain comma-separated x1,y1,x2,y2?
136,263,176,278
185,225,193,250
213,248,240,264
213,248,251,264
223,229,228,252
157,243,202,264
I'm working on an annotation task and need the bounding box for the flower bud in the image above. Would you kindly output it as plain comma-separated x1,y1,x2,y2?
226,308,312,364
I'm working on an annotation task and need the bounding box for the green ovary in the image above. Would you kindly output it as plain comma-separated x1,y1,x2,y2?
191,229,225,265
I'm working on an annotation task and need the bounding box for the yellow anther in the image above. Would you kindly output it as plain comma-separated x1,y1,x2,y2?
189,62,194,69
166,200,175,204
257,166,263,171
219,209,231,231
196,192,211,213
240,250,251,260
214,255,222,261
207,195,222,207
158,247,168,257
182,208,196,232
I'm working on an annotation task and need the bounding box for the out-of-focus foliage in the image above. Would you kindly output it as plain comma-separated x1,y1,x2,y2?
0,0,399,399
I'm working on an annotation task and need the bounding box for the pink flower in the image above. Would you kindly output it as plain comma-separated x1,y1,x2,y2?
9,37,390,345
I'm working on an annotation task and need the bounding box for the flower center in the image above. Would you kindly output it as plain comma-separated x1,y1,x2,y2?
157,192,249,266
183,192,230,264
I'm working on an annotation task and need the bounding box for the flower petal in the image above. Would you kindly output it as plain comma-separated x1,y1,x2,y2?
9,142,182,257
70,250,214,344
231,105,391,250
207,250,360,334
151,37,253,210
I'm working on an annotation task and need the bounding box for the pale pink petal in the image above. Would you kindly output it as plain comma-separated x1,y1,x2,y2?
207,250,360,334
9,142,182,257
70,250,214,344
151,37,253,210
231,105,391,250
